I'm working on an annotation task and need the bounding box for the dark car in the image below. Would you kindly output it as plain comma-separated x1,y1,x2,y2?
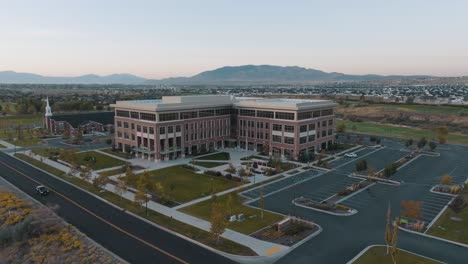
35,185,50,196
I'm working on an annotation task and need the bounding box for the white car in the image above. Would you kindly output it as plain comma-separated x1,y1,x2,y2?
345,153,357,158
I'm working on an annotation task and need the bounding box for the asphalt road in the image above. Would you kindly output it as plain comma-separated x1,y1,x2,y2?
0,151,236,264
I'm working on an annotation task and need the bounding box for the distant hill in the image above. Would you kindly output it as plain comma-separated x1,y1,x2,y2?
1,65,433,85
0,71,146,84
145,65,431,85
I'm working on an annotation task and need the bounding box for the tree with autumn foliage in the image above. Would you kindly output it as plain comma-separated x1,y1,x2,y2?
384,203,392,255
210,201,227,244
400,200,422,220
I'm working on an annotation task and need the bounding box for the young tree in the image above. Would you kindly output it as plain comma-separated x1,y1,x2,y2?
75,130,83,141
429,141,437,151
80,166,92,182
355,160,367,172
367,167,376,180
125,166,135,181
417,137,427,149
448,195,467,215
259,186,265,220
440,174,452,185
390,217,399,264
434,126,448,144
384,203,392,255
261,143,270,156
93,174,110,189
400,200,422,220
210,202,227,244
114,179,128,200
226,193,234,216
405,138,413,147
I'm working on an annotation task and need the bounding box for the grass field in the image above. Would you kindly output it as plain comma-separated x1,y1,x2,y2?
195,152,231,160
98,166,127,177
191,161,227,168
14,153,255,256
33,149,126,170
0,114,43,127
179,192,284,234
353,246,440,264
426,188,468,244
101,148,133,159
373,103,468,115
125,165,238,203
338,120,468,145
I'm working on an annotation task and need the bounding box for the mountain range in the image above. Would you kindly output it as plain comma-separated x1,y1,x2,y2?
0,65,433,85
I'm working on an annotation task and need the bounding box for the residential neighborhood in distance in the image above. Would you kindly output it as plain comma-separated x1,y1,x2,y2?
1,1,468,264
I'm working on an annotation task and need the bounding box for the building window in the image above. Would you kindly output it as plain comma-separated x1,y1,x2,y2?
199,109,215,117
176,125,181,132
131,123,135,130
140,113,156,121
239,109,256,116
308,134,315,142
275,112,295,120
143,126,148,133
159,127,165,135
216,108,234,115
181,111,198,119
273,124,282,131
321,109,333,116
284,125,294,133
322,121,327,127
131,111,139,119
298,111,313,120
168,126,174,133
284,137,294,144
116,110,130,117
300,136,307,144
117,131,122,137
257,110,274,118
328,129,333,136
265,123,270,129
272,135,282,143
309,123,315,130
117,121,122,127
159,112,179,122
123,122,129,128
137,125,141,132
322,131,327,137
149,127,154,134
328,119,333,126
313,111,321,118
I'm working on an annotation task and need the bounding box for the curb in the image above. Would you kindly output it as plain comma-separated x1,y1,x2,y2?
399,226,468,249
292,198,358,216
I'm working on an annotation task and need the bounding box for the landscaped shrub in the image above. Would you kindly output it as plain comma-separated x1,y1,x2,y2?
181,164,196,171
284,223,306,236
338,189,353,196
225,174,232,180
205,170,222,177
383,163,399,177
355,160,367,171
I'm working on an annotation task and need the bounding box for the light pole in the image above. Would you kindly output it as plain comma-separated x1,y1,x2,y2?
145,188,148,216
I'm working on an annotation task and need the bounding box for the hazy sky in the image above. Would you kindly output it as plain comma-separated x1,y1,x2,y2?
1,0,467,78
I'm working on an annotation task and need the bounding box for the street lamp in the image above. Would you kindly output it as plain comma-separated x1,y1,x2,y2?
145,188,148,216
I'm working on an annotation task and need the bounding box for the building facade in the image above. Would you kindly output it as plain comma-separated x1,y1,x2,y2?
111,95,337,162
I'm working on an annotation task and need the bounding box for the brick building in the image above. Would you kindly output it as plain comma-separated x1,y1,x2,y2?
111,95,336,162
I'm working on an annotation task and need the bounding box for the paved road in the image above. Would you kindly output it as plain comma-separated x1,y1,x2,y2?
250,140,468,263
0,152,235,264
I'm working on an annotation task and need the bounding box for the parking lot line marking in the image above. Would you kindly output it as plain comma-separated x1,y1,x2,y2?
266,246,281,255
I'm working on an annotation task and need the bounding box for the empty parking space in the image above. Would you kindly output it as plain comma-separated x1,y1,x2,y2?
240,169,323,199
340,183,396,209
326,147,377,169
303,175,362,202
335,147,408,173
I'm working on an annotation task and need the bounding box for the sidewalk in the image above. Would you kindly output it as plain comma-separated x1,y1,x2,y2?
16,149,289,257
0,139,16,149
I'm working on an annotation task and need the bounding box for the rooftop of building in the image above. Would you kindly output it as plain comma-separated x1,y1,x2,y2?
111,95,336,111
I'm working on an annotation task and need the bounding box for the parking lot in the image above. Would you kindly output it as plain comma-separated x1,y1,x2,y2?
240,169,323,200
326,147,378,169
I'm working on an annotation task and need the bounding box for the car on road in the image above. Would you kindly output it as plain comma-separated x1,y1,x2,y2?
35,185,50,196
345,153,357,158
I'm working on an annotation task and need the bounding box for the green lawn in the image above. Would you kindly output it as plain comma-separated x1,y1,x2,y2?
14,153,66,177
0,114,42,126
191,161,227,168
179,192,284,234
13,153,255,256
32,148,126,170
98,166,127,177
101,148,133,159
426,188,468,244
338,120,468,145
125,165,238,203
195,152,231,160
353,246,440,264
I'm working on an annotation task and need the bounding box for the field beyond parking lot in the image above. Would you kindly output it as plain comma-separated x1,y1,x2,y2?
353,246,440,264
124,165,239,203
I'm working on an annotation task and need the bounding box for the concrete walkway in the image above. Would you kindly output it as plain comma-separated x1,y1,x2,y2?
0,139,16,149
15,149,289,257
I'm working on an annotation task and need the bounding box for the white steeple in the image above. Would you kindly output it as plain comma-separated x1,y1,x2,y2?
45,97,52,117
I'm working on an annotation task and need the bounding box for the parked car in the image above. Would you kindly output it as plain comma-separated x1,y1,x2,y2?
345,153,357,158
35,185,50,196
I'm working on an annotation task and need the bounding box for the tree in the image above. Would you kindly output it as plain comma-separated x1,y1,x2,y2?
448,195,467,214
261,143,270,156
80,166,92,182
384,203,392,255
440,174,452,185
114,179,128,200
93,174,110,189
355,160,367,172
259,186,265,220
390,217,399,264
367,167,376,179
417,137,427,149
400,200,422,220
405,138,413,147
62,129,70,139
434,126,448,144
336,123,346,133
210,202,227,244
429,141,437,151
75,130,83,141
226,193,234,216
125,166,135,181
226,163,236,174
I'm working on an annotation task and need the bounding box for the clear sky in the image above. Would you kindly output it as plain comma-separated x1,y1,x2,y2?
1,0,467,78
